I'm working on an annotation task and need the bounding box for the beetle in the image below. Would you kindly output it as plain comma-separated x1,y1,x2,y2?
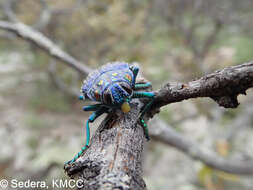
65,62,155,164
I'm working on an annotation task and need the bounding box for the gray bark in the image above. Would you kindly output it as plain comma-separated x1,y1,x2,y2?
153,62,253,109
64,100,147,190
63,62,253,189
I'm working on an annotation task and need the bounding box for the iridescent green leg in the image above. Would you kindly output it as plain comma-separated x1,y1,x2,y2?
140,118,150,140
134,82,152,90
132,91,155,99
132,91,155,140
79,95,84,100
83,104,103,111
65,107,107,164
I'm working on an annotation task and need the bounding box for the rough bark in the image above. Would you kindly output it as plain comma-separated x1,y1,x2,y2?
153,62,253,109
64,100,147,190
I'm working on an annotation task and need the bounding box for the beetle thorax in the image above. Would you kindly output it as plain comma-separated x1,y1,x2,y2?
103,82,133,105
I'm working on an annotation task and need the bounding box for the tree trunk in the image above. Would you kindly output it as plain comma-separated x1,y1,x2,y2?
64,99,148,190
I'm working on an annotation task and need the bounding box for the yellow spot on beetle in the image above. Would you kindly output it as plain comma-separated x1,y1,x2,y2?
121,102,131,113
112,73,118,76
98,80,103,86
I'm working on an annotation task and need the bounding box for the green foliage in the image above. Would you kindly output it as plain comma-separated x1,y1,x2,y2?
28,80,71,113
220,108,241,126
26,52,49,69
216,34,253,64
198,165,240,189
26,136,40,149
231,36,253,63
48,0,151,66
159,108,173,123
25,112,51,129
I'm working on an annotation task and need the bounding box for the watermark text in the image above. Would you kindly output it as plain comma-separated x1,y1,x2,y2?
0,178,84,189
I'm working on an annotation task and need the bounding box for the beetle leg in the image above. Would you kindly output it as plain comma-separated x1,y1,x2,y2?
140,118,150,141
140,98,155,141
65,107,108,164
83,104,103,111
132,91,155,99
132,91,155,141
79,95,84,100
134,82,152,90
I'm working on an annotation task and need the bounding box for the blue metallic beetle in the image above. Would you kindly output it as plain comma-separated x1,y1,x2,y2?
66,62,155,164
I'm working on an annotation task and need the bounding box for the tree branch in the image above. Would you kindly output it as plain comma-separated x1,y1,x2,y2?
150,118,253,175
64,100,147,190
63,61,253,188
153,62,253,110
0,20,92,75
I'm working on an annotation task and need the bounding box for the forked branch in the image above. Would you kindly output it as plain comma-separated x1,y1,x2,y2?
0,20,91,75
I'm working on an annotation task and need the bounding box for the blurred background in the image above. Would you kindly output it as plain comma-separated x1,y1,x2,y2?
0,0,253,189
